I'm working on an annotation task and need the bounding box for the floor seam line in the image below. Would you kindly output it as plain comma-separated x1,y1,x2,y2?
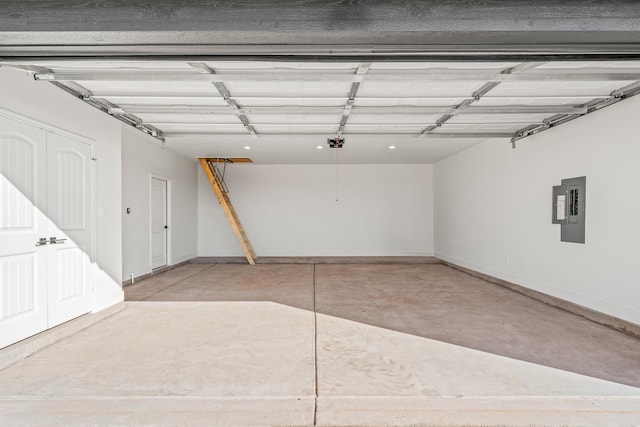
312,263,318,426
138,264,216,301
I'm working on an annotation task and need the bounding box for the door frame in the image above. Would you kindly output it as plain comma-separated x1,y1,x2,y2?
149,173,171,270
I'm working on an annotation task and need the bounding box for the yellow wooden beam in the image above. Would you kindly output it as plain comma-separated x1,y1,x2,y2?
204,157,253,163
199,158,256,265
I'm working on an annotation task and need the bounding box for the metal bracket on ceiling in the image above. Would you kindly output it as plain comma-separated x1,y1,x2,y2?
510,80,640,146
420,77,504,136
611,81,640,100
34,77,168,143
337,62,370,136
188,62,258,137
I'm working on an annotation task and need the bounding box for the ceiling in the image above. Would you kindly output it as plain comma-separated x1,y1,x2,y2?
5,60,640,164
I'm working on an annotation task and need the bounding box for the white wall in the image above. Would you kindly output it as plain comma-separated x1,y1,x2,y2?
0,66,123,311
121,126,198,281
434,95,640,325
199,164,433,256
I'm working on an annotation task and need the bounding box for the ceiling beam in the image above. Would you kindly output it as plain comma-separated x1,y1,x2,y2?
34,70,640,83
162,131,513,138
112,104,589,116
87,94,624,102
145,122,538,127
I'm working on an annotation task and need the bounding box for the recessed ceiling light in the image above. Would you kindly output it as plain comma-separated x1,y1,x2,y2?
316,145,323,150
244,146,251,150
389,145,397,150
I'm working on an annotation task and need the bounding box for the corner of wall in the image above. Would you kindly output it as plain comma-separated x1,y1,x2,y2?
121,127,199,280
432,100,640,325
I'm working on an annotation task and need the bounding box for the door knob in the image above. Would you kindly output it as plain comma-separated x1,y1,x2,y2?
164,225,168,229
49,237,67,244
35,237,48,247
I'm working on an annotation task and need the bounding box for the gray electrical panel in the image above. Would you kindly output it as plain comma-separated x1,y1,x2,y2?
552,176,586,243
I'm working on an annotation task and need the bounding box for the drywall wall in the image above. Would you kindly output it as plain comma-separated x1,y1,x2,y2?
121,126,198,281
434,95,640,325
0,66,123,311
198,164,433,256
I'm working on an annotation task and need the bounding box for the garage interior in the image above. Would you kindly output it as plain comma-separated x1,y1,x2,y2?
1,2,640,426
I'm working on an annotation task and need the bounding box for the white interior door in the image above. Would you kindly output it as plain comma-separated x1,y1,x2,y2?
0,116,48,349
46,132,93,328
151,177,167,269
0,115,94,349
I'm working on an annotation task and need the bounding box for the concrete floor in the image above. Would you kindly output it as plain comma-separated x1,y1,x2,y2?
1,263,639,426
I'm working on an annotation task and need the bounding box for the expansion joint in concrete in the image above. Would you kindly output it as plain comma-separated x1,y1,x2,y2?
312,263,319,426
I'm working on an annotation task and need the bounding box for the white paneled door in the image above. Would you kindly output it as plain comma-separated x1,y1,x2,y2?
0,116,48,348
0,115,93,349
151,177,167,269
46,132,93,327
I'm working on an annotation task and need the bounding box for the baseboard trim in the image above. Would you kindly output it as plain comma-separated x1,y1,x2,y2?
122,260,193,287
192,256,441,265
0,301,125,372
439,259,640,340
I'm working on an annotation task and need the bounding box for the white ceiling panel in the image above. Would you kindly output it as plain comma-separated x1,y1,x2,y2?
488,81,636,97
438,123,526,132
357,81,485,97
252,124,338,134
474,97,599,107
536,61,640,69
247,114,342,124
136,113,240,124
159,123,248,133
448,114,552,124
224,81,352,97
77,80,219,94
348,114,440,124
354,97,465,107
369,62,519,70
168,134,483,164
96,96,228,106
235,97,347,107
205,61,359,71
343,124,424,133
31,61,194,71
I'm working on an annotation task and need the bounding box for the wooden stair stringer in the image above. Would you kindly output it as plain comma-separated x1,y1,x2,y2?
199,158,257,265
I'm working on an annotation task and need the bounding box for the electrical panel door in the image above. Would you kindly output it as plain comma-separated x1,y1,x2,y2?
552,176,586,243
